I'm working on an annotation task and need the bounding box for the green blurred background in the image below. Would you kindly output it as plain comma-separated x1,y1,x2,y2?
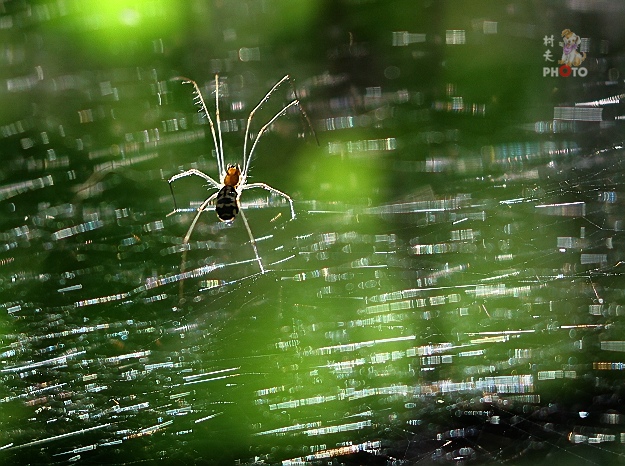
2,1,625,464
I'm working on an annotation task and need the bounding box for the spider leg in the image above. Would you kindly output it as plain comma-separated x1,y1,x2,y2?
240,182,296,220
182,190,219,244
242,75,317,177
239,207,265,274
176,191,219,300
168,169,220,215
243,75,291,173
214,75,225,177
171,77,225,177
169,168,220,186
243,100,301,177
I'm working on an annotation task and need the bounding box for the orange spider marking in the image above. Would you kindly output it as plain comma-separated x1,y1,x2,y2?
223,164,241,187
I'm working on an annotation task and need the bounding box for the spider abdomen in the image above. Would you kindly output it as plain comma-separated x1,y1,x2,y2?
215,185,240,221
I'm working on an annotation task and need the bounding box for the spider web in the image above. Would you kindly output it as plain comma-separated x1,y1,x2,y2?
3,109,625,465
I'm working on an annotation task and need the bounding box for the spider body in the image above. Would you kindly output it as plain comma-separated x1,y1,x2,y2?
222,163,241,189
168,75,316,274
216,164,242,222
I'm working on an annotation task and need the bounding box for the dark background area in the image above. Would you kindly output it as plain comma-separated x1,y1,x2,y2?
2,1,625,464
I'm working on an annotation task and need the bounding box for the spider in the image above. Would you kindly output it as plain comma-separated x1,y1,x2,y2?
168,74,316,274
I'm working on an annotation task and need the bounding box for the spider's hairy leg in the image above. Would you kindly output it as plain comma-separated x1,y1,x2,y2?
182,191,219,245
243,100,301,177
242,75,318,177
171,76,225,177
240,182,296,220
239,208,265,274
167,169,220,216
285,75,318,146
175,190,220,300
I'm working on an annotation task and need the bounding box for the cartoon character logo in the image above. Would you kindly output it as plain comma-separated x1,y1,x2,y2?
558,29,586,67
